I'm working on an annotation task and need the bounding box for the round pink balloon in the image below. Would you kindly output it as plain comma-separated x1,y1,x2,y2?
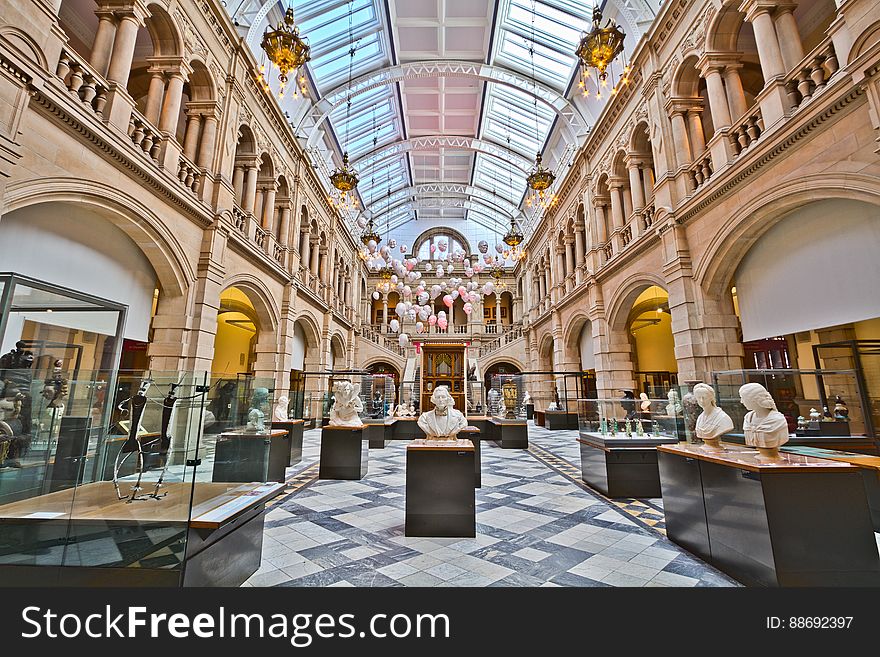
443,294,453,308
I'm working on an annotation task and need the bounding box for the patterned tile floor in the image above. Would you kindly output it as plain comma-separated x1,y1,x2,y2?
244,423,739,587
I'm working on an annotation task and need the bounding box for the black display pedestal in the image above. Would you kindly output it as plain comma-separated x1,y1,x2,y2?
364,418,395,448
543,410,578,430
212,429,289,483
577,433,677,498
319,426,368,480
271,419,304,465
525,403,534,420
391,417,423,440
405,439,475,537
491,417,528,448
658,443,880,586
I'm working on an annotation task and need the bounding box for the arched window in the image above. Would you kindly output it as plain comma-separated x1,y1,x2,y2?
413,229,471,260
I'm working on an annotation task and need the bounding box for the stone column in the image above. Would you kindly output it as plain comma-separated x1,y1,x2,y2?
278,204,291,245
254,189,264,224
300,233,311,272
182,112,202,159
144,69,165,124
627,160,645,212
723,65,748,120
565,237,575,273
608,183,625,230
158,71,186,136
232,164,245,203
574,224,586,264
382,298,388,328
773,4,805,72
310,239,319,274
703,66,732,130
555,246,565,293
742,0,786,81
686,109,706,155
669,109,692,167
241,163,258,214
90,11,117,77
594,202,608,243
318,247,328,281
261,184,277,231
197,114,218,170
642,166,655,204
106,12,140,86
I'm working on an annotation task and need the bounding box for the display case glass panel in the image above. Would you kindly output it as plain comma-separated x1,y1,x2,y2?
489,374,526,418
712,368,869,439
576,397,685,441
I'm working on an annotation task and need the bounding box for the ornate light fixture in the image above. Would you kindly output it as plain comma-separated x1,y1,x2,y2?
502,214,526,260
257,6,310,100
329,0,360,214
575,6,630,100
360,213,381,247
525,1,557,210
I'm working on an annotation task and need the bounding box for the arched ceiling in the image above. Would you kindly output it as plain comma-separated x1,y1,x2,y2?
226,0,658,246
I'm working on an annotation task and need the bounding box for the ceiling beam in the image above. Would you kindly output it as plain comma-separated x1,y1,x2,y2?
296,60,589,148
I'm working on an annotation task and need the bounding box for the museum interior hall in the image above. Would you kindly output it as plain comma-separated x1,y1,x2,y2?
1,0,880,589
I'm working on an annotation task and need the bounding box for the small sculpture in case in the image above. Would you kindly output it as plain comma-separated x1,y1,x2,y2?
693,383,734,452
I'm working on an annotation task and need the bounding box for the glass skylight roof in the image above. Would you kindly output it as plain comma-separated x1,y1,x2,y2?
225,0,634,241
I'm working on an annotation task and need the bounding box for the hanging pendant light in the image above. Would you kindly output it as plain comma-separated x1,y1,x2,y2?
329,0,360,214
575,6,630,100
257,6,310,100
525,1,557,211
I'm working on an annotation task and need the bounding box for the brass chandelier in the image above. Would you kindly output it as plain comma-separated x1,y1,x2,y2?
575,6,630,100
360,213,381,247
525,1,557,211
258,7,310,100
329,0,360,214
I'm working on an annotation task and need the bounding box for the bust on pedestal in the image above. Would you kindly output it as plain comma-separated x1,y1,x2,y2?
693,383,734,452
740,382,789,460
273,394,290,422
417,386,467,440
247,387,270,433
329,381,364,427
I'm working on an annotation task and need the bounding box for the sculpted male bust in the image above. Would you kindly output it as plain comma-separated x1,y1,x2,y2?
740,382,789,459
328,381,364,427
417,385,467,440
693,383,734,451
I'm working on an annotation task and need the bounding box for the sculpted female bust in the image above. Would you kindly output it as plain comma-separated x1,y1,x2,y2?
418,386,467,440
740,382,790,459
693,383,734,451
328,381,364,427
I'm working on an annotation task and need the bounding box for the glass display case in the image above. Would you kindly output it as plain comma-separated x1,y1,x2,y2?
363,374,395,419
712,369,873,449
489,373,526,419
576,397,685,444
395,380,418,417
0,273,126,379
299,370,370,425
0,369,283,586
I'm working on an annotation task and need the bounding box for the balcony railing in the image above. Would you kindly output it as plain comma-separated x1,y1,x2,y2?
728,105,764,156
478,326,524,357
127,109,162,162
231,206,248,235
56,49,108,118
785,38,840,114
689,149,713,190
177,152,201,194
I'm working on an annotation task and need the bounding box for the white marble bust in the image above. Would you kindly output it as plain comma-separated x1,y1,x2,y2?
394,402,410,418
666,389,682,416
418,385,467,440
273,394,290,422
639,392,651,412
522,390,532,405
246,387,269,433
693,383,734,451
328,381,364,427
740,382,789,458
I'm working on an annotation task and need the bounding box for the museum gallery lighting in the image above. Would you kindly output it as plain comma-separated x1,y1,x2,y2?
502,215,526,260
575,6,630,100
257,6,310,100
525,1,557,210
329,0,360,214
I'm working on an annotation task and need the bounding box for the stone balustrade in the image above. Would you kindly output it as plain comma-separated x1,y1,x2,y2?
56,49,108,117
231,206,248,235
689,149,714,190
785,38,840,113
177,153,200,194
127,109,161,162
728,105,765,156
